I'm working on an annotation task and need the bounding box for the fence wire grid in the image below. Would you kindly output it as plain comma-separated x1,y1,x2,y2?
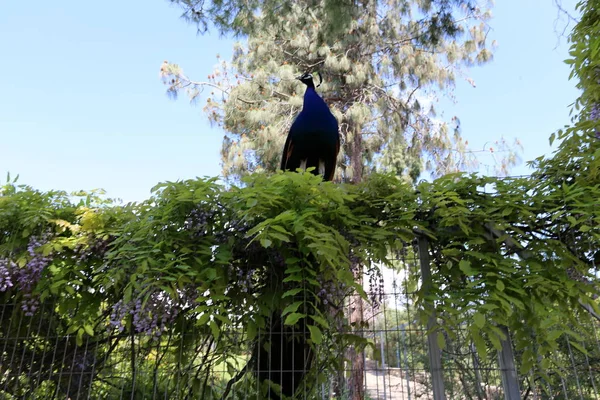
1,240,599,400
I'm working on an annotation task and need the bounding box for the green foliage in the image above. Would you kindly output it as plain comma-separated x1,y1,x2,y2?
3,1,600,397
1,159,599,396
565,1,600,110
171,0,483,40
3,2,600,386
534,1,599,184
162,0,521,183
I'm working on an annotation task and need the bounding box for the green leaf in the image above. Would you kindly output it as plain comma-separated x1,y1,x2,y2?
282,301,303,316
471,327,486,358
520,349,534,374
204,268,217,280
496,280,505,292
197,313,210,326
270,225,290,235
124,285,132,303
76,329,84,346
282,275,303,283
209,320,220,339
481,303,498,311
66,324,79,335
436,332,446,349
50,279,67,291
308,325,323,344
473,312,485,329
569,340,588,355
268,231,291,242
260,238,272,248
246,198,258,207
42,245,53,257
489,331,502,351
459,260,475,276
247,322,257,341
310,314,330,329
284,313,305,326
83,324,94,337
282,288,303,298
546,330,562,342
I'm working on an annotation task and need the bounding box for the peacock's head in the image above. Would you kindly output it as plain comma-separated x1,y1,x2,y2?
296,72,322,88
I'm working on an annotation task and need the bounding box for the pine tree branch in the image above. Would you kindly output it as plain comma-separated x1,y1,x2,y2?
234,96,261,105
177,76,230,94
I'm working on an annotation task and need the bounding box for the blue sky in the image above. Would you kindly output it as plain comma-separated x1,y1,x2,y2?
0,1,578,202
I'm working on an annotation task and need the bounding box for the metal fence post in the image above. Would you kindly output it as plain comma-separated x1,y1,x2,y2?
417,235,446,400
380,330,387,400
498,326,521,400
401,325,412,400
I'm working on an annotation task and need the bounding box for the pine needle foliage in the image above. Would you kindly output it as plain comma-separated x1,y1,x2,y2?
162,0,520,183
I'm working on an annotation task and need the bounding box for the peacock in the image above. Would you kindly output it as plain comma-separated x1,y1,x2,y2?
254,72,340,399
280,72,340,181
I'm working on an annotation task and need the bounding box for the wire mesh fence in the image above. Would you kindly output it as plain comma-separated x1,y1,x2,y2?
1,238,599,400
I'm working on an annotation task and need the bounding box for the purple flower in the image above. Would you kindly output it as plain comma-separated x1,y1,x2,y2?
109,288,186,337
0,258,16,292
15,235,52,293
184,207,216,237
21,294,40,317
590,103,600,121
109,300,130,332
75,235,111,263
591,103,600,138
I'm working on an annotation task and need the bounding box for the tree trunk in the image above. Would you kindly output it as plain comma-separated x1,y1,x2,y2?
350,126,363,183
348,125,365,399
349,271,365,400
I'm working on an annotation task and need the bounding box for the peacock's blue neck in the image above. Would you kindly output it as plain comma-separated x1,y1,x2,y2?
302,88,329,114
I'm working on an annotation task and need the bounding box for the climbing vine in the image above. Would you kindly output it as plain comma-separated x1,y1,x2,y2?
1,1,599,398
0,160,598,397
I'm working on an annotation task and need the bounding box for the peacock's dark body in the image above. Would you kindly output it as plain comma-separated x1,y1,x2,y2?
254,73,340,400
280,73,340,181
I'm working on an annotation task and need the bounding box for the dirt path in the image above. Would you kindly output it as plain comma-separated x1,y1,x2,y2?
364,363,432,400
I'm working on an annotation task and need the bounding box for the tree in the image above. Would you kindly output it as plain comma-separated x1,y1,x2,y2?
162,0,519,184
170,0,488,42
161,2,521,397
